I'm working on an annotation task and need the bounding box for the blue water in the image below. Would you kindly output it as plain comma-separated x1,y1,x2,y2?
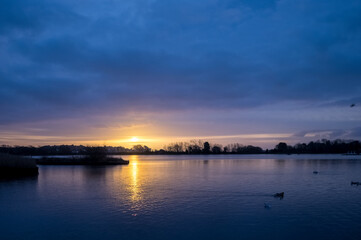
1,154,361,240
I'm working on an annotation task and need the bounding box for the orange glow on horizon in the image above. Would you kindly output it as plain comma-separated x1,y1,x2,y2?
0,131,293,149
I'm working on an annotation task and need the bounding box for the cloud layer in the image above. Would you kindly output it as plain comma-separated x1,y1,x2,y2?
1,0,361,146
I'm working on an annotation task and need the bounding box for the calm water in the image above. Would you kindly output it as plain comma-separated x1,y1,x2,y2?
1,154,361,240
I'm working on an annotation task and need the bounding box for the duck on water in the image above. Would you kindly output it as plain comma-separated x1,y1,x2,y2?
273,192,284,199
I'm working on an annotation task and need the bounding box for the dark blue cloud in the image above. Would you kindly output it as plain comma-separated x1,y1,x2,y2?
0,0,361,139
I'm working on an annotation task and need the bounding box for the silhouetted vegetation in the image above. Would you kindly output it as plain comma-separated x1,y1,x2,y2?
131,144,151,154
269,139,361,154
0,139,360,156
84,146,107,163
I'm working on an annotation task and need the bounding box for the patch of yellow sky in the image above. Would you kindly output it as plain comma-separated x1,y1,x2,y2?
105,133,293,149
0,128,292,149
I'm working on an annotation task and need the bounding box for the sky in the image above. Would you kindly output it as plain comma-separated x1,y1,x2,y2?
1,0,361,149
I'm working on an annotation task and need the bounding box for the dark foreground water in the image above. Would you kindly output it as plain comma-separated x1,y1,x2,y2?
1,154,361,240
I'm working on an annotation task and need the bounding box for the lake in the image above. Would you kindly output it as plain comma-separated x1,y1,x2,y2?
1,154,361,240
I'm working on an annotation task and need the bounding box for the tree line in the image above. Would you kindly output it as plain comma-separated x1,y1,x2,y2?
270,139,361,154
0,139,360,156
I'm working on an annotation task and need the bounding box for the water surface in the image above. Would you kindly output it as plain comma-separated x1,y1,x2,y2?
1,154,361,240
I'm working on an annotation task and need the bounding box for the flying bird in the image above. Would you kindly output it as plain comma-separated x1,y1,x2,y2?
350,104,355,108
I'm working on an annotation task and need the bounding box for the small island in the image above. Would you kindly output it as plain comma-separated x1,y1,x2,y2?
36,156,129,165
36,146,129,165
0,153,39,178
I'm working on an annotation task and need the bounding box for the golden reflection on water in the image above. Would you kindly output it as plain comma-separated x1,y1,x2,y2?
128,155,143,209
108,155,146,214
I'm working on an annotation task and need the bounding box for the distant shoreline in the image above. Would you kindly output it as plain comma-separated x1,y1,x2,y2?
1,139,360,156
27,152,361,157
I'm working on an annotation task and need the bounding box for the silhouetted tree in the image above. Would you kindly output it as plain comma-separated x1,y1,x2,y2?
212,145,222,154
132,145,151,153
203,142,210,154
223,146,229,153
187,140,203,154
166,142,185,153
275,142,289,153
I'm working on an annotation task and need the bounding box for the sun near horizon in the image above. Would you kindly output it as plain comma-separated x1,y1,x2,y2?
130,137,139,143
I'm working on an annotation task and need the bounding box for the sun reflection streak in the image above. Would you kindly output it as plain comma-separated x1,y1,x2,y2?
129,155,142,207
106,155,146,216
